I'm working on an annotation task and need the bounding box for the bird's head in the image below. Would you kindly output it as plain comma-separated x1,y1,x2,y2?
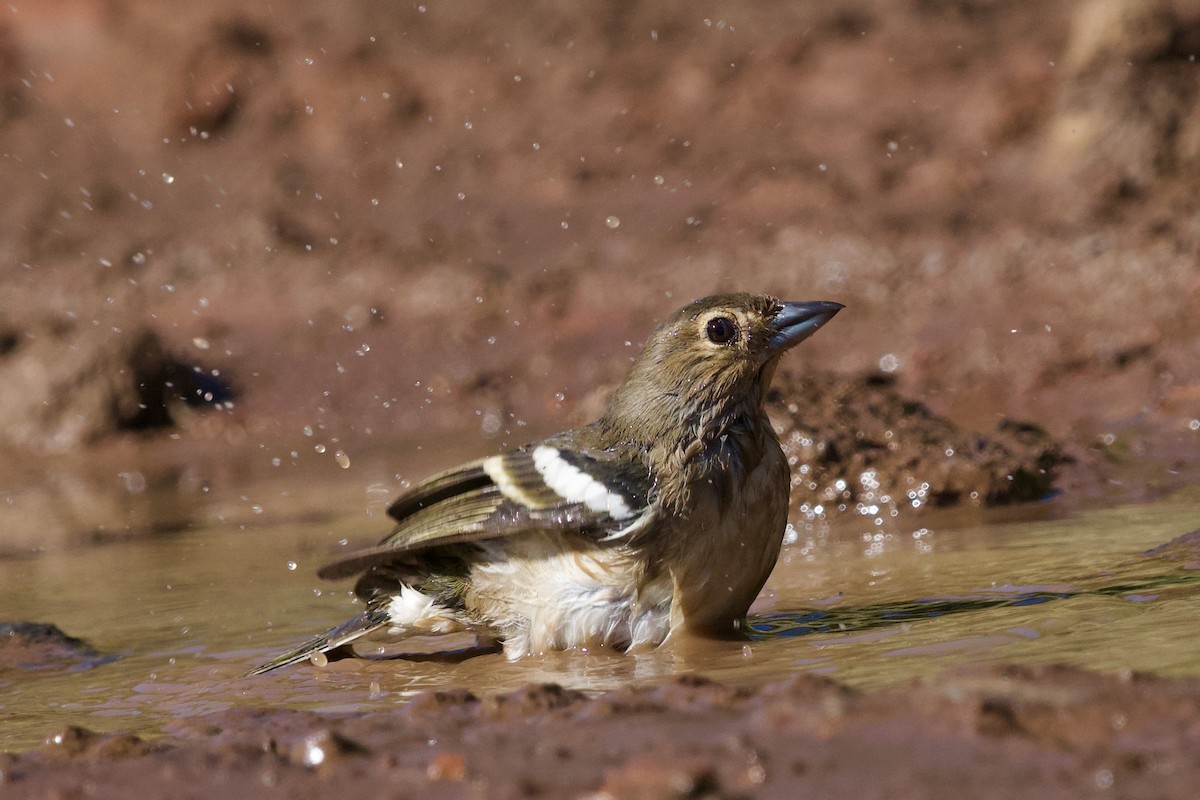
603,293,843,444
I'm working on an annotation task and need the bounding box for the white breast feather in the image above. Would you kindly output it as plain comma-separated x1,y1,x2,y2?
471,536,667,659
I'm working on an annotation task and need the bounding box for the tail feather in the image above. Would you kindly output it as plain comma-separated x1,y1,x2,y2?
244,604,391,676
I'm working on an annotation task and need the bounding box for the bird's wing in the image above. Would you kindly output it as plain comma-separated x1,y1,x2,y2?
317,445,656,580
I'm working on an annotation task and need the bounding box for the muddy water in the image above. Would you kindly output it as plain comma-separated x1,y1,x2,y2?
3,454,1199,753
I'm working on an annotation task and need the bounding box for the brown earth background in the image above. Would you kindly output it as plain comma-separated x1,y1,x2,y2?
2,0,1198,480
2,0,1200,797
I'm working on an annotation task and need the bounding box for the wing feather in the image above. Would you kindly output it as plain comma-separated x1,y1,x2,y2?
318,446,655,581
385,459,492,520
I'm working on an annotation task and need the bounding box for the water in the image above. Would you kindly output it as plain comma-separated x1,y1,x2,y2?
2,457,1199,752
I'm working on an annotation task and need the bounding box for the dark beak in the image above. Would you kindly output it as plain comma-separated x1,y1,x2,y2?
768,300,844,351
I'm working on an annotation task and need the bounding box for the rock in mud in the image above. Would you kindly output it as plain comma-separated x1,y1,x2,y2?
0,622,106,672
769,372,1070,519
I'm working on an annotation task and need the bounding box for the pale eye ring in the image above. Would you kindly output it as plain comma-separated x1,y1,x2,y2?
705,316,738,345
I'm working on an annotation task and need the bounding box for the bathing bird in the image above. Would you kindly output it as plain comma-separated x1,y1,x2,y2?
247,293,842,674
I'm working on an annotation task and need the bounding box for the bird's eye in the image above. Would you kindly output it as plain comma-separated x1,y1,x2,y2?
705,316,738,345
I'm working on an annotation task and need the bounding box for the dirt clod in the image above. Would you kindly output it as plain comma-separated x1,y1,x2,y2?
770,372,1071,517
0,623,104,672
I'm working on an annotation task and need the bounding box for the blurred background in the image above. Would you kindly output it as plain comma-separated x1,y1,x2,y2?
0,0,1198,544
4,1,1200,763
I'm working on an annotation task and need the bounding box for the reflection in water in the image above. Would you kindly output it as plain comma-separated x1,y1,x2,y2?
2,457,1200,752
751,571,1200,640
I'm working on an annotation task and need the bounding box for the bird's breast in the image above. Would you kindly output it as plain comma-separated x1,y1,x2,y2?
465,533,669,657
669,431,790,634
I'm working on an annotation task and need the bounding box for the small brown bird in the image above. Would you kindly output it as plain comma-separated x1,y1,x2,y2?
248,293,842,674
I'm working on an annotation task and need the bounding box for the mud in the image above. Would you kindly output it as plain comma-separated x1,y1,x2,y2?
771,371,1071,518
2,667,1199,799
3,0,1200,796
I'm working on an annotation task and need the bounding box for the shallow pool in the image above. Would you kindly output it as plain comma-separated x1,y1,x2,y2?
3,453,1198,752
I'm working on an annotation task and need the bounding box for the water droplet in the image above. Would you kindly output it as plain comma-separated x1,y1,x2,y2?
299,738,325,766
162,173,174,184
335,450,351,469
605,215,620,229
119,471,147,493
315,444,326,454
287,561,298,571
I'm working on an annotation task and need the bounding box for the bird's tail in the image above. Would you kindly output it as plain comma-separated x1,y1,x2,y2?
244,603,391,676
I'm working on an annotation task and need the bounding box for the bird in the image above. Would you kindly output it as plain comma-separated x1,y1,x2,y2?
247,293,842,675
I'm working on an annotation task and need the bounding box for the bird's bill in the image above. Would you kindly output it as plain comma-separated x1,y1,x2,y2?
767,300,844,351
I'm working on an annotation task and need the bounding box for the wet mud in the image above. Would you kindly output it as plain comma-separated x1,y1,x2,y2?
771,371,1071,518
2,0,1200,796
5,668,1200,799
